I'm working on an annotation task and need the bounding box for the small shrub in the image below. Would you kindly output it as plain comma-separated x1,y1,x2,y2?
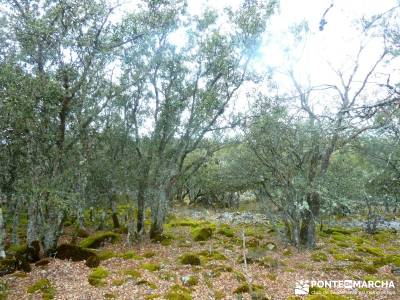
88,267,109,287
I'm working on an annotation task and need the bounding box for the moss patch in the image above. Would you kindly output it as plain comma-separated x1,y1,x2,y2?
311,252,328,262
141,262,161,272
165,284,192,300
88,267,109,287
27,279,55,299
96,250,117,261
79,231,120,249
233,283,264,294
356,245,384,257
217,224,234,237
143,251,157,258
332,253,362,262
198,250,227,261
120,251,142,260
191,226,213,241
137,279,157,289
179,253,201,265
121,268,141,279
351,262,378,274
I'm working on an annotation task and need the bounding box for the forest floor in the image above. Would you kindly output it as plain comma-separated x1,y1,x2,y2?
2,209,400,300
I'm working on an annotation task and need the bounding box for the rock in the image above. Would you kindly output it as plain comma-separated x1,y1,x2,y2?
55,244,96,261
264,242,276,251
0,259,16,276
391,266,400,276
181,275,198,286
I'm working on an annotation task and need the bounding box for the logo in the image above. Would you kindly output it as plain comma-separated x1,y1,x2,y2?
294,279,396,296
294,280,310,295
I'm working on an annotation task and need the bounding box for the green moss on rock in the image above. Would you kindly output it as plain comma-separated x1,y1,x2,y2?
79,231,120,249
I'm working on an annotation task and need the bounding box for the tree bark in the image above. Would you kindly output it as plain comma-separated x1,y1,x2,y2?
136,182,146,235
150,185,168,239
0,207,6,259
